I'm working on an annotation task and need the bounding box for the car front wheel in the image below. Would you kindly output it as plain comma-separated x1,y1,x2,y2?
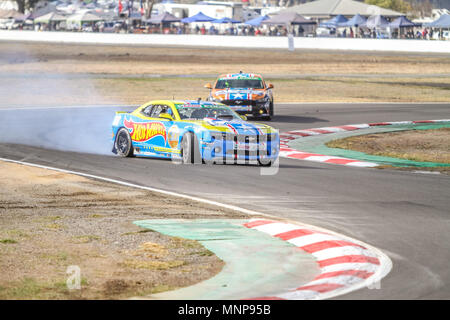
115,128,134,157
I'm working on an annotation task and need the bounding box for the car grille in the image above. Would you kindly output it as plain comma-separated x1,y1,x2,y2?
221,100,256,106
213,134,261,142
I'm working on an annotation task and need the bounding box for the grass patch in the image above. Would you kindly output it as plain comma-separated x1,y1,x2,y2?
192,249,214,257
0,239,17,244
121,259,185,270
45,223,64,230
326,127,450,172
0,277,75,299
169,237,203,250
121,229,154,236
89,214,105,218
71,235,101,243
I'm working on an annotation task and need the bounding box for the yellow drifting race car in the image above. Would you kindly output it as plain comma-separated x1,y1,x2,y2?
112,100,279,166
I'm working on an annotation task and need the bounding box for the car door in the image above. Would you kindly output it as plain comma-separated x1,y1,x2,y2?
142,104,174,154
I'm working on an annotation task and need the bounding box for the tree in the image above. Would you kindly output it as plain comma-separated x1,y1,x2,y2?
12,0,40,13
409,0,433,18
364,0,412,13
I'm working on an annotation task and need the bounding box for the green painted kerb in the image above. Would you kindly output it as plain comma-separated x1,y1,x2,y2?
133,219,319,300
288,122,450,168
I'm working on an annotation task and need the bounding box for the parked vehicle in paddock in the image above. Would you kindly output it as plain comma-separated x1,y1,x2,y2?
112,100,279,166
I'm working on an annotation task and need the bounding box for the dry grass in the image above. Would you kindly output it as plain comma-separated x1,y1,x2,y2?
1,75,449,108
326,127,450,172
0,42,449,106
1,42,450,76
0,161,248,299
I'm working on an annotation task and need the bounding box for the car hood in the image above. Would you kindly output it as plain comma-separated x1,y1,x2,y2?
211,88,266,101
186,118,276,135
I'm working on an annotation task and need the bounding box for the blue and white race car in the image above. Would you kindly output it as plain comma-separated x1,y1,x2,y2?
112,100,279,165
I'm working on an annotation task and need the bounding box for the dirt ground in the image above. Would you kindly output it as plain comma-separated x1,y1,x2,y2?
2,42,450,76
0,161,249,299
326,127,450,173
0,42,449,106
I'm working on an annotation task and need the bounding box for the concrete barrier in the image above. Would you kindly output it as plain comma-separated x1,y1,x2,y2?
1,30,449,53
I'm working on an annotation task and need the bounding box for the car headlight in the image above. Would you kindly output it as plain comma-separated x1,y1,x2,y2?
210,96,222,102
257,95,270,103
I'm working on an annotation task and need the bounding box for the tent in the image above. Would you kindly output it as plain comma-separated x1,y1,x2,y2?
277,0,403,18
0,9,22,19
212,17,240,24
244,15,269,26
181,12,215,23
426,14,450,28
263,12,316,25
15,13,32,22
67,12,104,24
319,14,348,27
34,12,66,23
144,12,180,24
340,13,366,27
29,4,58,19
389,16,418,28
365,15,390,28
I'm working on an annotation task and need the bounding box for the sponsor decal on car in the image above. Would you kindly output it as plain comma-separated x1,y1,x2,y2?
124,118,167,143
167,125,180,148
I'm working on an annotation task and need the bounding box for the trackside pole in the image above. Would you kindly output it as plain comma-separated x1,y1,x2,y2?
288,33,294,52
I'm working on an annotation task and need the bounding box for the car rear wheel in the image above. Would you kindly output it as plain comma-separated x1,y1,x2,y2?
181,132,202,164
115,128,134,157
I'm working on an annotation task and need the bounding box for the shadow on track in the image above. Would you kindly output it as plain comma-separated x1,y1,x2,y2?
249,115,329,124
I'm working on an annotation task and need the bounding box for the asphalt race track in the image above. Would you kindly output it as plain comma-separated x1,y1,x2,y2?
0,102,449,299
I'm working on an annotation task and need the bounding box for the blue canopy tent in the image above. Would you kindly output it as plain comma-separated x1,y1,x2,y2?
212,17,240,24
244,15,269,26
365,15,390,29
389,16,418,28
340,14,367,27
144,12,181,24
181,12,215,23
426,14,450,28
320,14,348,28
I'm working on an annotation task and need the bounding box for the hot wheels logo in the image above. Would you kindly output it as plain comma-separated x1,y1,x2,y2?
124,118,167,143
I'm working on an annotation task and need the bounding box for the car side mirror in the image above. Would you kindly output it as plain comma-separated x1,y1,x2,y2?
159,113,173,121
267,83,274,89
239,115,247,121
204,83,212,89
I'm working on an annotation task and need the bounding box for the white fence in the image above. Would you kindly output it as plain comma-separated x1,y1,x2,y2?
1,30,449,53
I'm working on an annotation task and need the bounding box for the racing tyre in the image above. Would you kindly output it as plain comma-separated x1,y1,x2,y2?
181,132,202,164
258,159,273,167
269,101,274,117
115,128,134,157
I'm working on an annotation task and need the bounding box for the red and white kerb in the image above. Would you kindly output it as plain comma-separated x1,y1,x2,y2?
243,219,383,300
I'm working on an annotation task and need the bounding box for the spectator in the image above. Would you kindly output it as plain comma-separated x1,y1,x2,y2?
350,28,354,38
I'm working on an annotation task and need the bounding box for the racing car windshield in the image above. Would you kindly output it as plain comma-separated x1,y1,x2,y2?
215,79,264,89
176,104,240,120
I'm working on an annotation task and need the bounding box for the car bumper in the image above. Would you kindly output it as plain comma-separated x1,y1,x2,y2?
200,138,279,162
220,100,271,117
